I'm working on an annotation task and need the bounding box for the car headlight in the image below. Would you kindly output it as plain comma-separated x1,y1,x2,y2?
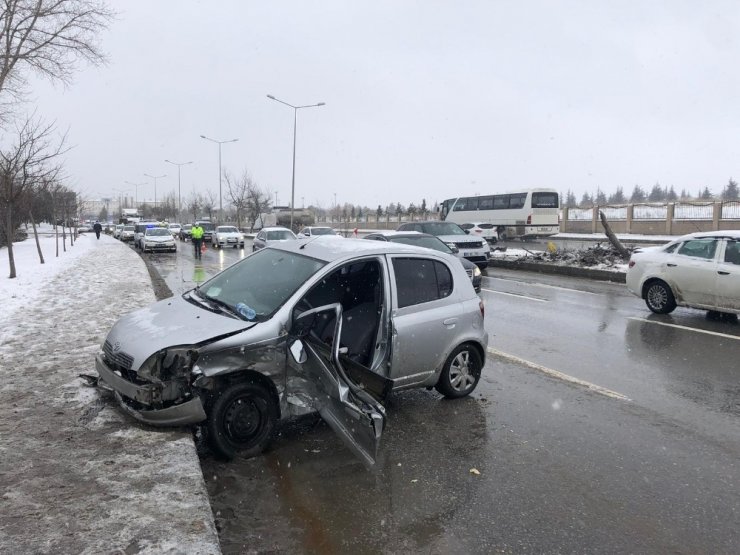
137,347,199,382
473,265,481,277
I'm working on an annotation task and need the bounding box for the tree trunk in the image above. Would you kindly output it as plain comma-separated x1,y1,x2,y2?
599,210,630,259
29,210,44,264
6,201,17,278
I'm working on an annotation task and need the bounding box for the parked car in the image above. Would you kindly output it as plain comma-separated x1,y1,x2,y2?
296,226,338,239
252,226,297,251
460,222,498,244
396,221,491,269
113,224,125,239
626,231,740,316
364,231,482,293
212,225,245,249
95,238,487,467
120,225,135,242
142,227,177,253
179,224,192,241
168,223,182,237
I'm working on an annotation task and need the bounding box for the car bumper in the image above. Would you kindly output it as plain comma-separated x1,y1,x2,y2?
95,355,206,426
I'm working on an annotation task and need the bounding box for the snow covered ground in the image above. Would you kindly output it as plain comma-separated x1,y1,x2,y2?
0,224,95,320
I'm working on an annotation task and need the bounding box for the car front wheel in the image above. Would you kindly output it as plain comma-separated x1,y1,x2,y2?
644,280,677,314
207,381,278,460
435,344,482,398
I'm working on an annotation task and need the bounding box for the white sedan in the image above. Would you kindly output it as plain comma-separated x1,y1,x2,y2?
626,231,740,316
212,226,244,249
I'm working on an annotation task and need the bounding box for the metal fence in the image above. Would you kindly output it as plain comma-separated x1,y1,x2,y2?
673,202,714,220
722,201,740,219
632,203,668,220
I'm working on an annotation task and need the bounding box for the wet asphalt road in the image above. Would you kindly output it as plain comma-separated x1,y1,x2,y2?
139,238,740,554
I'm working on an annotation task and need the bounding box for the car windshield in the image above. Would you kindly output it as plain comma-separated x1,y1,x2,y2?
218,226,239,233
182,225,192,230
420,222,467,236
199,222,216,231
123,226,134,231
390,236,452,253
266,230,295,240
146,228,170,236
169,224,180,229
197,249,325,321
312,228,334,235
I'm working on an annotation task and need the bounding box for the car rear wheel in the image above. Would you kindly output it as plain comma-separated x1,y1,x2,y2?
644,280,677,314
207,381,278,460
435,344,482,398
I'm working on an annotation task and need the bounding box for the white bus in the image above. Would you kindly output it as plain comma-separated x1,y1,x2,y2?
441,188,560,241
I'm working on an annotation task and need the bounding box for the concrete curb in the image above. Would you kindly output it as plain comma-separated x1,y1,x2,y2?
487,259,627,283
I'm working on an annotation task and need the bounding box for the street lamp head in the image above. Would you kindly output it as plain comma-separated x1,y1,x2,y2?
267,95,275,99
199,134,206,139
317,102,326,106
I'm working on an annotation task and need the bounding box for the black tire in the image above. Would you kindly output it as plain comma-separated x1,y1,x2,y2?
435,344,482,398
207,381,278,460
644,280,677,314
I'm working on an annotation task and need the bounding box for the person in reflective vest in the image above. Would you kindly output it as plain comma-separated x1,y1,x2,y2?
191,223,204,260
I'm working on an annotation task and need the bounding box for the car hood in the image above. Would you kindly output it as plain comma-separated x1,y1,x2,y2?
436,234,486,244
104,294,256,370
145,235,174,242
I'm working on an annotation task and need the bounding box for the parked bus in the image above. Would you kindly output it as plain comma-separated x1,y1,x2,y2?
441,188,560,241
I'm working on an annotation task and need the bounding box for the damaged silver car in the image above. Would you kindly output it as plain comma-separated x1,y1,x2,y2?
95,238,488,467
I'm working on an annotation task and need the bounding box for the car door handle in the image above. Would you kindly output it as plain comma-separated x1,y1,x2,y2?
666,263,677,267
443,318,458,327
718,271,730,275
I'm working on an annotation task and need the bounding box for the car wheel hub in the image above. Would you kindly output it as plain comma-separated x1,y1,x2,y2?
449,351,474,391
648,286,666,308
224,397,262,443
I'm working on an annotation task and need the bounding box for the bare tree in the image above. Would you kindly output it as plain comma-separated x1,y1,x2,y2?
186,192,201,221
224,168,257,230
0,115,65,277
202,190,216,220
0,0,113,120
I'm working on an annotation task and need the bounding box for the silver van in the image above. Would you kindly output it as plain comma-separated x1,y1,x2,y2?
95,238,488,467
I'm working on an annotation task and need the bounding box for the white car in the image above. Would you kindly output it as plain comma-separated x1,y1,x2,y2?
142,227,177,253
120,225,135,242
459,222,498,244
296,226,339,239
168,223,182,237
113,224,124,239
626,231,740,315
212,225,244,249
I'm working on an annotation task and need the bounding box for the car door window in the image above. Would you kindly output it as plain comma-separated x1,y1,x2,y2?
677,239,719,260
724,240,740,265
392,258,453,308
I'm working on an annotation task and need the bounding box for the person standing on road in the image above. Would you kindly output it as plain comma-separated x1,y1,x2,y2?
191,223,204,260
93,221,103,240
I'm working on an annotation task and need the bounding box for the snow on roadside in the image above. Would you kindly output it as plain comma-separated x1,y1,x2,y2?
0,224,95,323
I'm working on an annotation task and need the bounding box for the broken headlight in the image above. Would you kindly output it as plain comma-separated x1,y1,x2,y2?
137,347,198,382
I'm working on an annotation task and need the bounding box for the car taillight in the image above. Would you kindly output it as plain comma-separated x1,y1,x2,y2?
628,260,635,268
479,299,485,319
527,214,532,225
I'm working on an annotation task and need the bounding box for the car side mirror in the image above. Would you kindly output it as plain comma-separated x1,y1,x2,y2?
464,229,470,234
289,340,307,364
450,244,459,254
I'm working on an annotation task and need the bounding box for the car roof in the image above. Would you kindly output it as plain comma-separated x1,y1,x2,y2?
365,230,423,237
261,226,293,232
270,236,453,262
673,230,740,241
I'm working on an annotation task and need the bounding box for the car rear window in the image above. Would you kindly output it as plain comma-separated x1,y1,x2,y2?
392,258,453,308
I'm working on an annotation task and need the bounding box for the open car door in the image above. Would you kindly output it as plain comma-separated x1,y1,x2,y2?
287,303,392,469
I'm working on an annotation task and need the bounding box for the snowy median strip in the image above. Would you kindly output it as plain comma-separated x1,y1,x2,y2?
626,317,740,341
487,347,631,401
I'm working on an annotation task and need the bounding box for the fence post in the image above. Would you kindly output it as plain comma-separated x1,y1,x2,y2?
561,207,568,233
626,204,633,234
666,203,674,235
591,205,598,234
713,201,721,231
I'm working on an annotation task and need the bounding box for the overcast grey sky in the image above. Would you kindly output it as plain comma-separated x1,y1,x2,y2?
31,0,740,209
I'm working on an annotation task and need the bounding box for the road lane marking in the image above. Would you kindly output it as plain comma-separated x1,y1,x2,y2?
486,347,631,401
481,288,547,302
483,275,600,295
626,317,740,341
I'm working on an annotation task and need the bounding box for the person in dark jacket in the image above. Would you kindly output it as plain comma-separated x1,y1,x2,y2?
93,221,103,240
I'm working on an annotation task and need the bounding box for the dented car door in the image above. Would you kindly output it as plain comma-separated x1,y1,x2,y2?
286,303,392,468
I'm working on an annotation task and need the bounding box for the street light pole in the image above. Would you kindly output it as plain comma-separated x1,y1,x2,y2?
266,94,325,230
144,173,166,216
200,135,239,219
164,160,193,217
